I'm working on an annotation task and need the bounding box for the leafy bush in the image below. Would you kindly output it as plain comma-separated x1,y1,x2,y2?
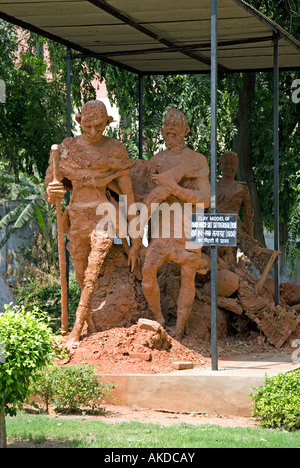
0,304,61,447
251,370,300,431
0,305,59,417
31,364,115,414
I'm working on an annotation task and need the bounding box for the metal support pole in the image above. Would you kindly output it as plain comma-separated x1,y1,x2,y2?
66,48,72,139
139,74,144,159
273,38,280,306
211,0,218,371
66,48,72,299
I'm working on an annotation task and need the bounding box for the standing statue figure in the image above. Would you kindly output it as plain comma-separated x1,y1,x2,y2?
217,151,280,276
141,108,211,340
45,100,141,346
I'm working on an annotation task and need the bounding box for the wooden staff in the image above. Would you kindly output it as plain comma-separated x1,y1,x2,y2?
51,144,68,334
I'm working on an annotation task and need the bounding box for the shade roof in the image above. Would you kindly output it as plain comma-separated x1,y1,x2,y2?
1,0,300,75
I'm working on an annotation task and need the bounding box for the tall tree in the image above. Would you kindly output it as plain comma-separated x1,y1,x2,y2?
0,23,67,178
232,72,266,245
248,0,300,256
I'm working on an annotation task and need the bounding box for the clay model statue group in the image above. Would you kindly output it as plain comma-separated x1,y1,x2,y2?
45,100,300,350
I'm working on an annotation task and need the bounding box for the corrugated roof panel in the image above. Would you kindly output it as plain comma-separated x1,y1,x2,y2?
0,0,299,73
121,57,211,73
1,1,93,18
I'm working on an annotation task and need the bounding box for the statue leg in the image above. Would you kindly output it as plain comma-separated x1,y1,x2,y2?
73,255,89,291
142,245,166,326
175,264,197,340
68,232,113,345
67,230,90,290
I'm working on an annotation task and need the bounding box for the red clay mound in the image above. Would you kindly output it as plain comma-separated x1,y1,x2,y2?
60,319,210,374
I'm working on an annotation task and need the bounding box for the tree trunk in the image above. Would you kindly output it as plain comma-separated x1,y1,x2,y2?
233,72,266,246
0,399,7,448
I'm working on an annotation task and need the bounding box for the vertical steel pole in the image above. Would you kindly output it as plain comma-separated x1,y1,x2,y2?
273,37,280,306
66,48,72,300
139,74,144,159
211,0,218,371
66,49,72,139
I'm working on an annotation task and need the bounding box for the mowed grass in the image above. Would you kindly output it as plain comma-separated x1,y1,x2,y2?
6,412,300,448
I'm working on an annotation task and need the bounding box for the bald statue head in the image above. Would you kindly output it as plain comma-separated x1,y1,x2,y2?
76,100,114,146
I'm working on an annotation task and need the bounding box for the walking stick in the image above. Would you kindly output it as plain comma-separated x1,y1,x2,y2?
51,144,69,334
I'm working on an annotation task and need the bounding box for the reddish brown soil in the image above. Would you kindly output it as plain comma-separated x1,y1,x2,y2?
58,322,284,375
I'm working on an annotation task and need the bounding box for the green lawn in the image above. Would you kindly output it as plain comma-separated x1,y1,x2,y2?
6,412,300,449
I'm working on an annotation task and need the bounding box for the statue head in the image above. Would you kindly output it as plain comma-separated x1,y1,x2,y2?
161,107,190,151
219,151,239,178
76,100,114,146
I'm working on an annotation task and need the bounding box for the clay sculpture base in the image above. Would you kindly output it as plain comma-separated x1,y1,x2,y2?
87,246,300,351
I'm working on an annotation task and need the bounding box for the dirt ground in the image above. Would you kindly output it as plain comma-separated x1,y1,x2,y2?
54,404,259,428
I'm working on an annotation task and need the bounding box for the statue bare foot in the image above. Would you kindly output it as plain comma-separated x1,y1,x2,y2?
64,304,88,353
175,330,184,341
63,334,81,355
153,314,166,328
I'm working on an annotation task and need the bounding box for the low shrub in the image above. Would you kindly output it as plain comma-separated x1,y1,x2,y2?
251,370,300,431
30,364,115,414
0,304,61,447
0,304,60,416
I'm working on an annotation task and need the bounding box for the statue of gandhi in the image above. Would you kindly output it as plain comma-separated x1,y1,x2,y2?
45,100,141,346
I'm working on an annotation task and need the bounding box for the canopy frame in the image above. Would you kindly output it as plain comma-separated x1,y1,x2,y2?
0,0,297,369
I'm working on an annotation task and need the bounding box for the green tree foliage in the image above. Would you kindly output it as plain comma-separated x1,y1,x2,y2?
99,69,237,162
0,22,67,178
250,72,300,230
0,171,56,252
0,21,109,179
249,0,300,261
15,275,81,332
